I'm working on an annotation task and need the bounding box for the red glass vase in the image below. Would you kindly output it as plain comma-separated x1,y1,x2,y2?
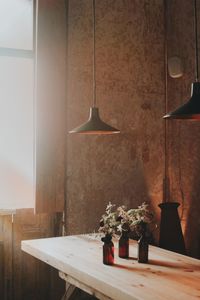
118,230,129,258
101,234,114,265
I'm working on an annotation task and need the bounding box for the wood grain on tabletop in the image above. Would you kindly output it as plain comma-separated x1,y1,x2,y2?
21,234,200,300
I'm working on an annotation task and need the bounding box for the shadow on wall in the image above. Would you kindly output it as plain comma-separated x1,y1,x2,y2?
96,150,158,244
67,133,157,236
184,137,200,258
176,122,200,259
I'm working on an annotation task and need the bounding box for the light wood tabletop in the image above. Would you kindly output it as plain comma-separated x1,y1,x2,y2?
21,234,200,300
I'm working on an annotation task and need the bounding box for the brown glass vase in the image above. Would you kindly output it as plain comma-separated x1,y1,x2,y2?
101,234,114,265
118,230,129,258
138,222,149,263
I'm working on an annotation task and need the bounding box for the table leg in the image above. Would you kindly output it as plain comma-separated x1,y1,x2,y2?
59,271,110,300
61,282,76,300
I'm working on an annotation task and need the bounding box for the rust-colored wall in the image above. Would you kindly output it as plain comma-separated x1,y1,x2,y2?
66,0,165,237
66,0,200,259
167,0,200,258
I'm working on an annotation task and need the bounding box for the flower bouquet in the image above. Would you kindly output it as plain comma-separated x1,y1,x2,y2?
98,202,155,263
98,202,120,265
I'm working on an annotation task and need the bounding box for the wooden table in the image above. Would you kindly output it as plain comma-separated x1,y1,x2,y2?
21,234,200,300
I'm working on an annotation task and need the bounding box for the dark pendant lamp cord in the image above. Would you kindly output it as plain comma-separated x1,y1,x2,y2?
163,0,169,203
93,0,97,107
195,0,199,81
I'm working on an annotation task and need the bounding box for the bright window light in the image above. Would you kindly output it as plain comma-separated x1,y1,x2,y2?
0,0,33,50
0,0,34,210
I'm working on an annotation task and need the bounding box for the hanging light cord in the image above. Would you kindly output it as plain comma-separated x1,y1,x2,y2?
93,0,97,107
194,0,199,81
163,0,169,203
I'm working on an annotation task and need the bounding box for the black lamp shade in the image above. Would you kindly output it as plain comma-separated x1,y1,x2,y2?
69,107,120,134
163,82,200,120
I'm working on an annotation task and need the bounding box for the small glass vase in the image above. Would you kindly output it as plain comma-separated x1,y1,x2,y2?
101,234,114,265
118,230,129,258
138,222,149,263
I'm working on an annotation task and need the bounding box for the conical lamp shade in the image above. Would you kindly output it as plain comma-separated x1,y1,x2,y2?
69,107,120,134
163,82,200,119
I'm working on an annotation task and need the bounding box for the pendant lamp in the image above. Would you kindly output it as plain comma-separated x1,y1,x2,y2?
69,0,120,134
163,0,200,120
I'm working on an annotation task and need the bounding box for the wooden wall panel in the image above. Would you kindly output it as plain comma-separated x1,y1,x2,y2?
0,215,13,300
0,241,4,298
0,210,65,300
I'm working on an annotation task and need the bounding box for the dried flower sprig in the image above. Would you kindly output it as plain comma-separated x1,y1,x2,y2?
98,202,120,236
98,202,155,238
116,202,154,233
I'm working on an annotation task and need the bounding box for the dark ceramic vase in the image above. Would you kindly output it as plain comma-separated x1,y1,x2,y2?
101,234,114,265
118,230,129,258
159,202,186,255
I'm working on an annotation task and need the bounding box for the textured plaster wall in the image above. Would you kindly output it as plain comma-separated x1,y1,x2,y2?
66,0,200,258
66,0,165,237
65,0,200,258
166,0,200,258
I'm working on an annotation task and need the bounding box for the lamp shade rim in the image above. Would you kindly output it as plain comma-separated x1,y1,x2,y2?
163,113,200,120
